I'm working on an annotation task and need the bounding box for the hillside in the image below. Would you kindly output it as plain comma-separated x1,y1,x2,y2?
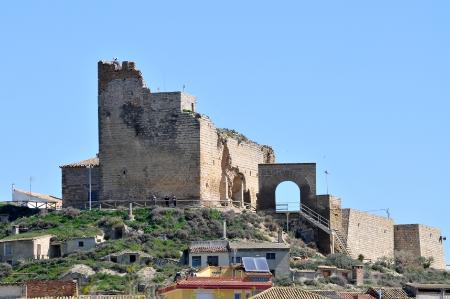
0,205,448,294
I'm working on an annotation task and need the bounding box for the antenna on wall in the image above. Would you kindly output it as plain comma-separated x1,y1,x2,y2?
182,84,186,92
324,170,330,195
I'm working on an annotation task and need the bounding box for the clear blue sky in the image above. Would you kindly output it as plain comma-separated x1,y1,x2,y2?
1,1,449,261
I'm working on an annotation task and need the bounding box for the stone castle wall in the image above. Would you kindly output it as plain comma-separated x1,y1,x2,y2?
98,61,201,202
97,61,272,204
342,208,395,261
394,224,445,269
199,117,274,206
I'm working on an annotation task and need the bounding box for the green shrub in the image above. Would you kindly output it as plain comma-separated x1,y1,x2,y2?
325,253,359,270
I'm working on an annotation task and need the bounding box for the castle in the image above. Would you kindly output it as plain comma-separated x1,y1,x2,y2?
60,60,446,269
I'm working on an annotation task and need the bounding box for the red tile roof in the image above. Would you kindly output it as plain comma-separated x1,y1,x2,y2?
158,277,272,294
337,292,374,299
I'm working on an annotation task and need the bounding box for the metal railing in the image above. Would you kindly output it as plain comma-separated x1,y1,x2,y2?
73,198,256,212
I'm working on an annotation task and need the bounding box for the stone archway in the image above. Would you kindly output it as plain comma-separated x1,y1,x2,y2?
231,173,246,207
275,181,301,212
257,163,316,212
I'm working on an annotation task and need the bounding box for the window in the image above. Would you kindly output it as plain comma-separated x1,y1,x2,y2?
78,241,84,247
192,256,202,267
110,256,117,263
236,256,242,263
129,254,137,263
234,293,241,299
266,252,276,260
5,244,12,255
207,256,219,266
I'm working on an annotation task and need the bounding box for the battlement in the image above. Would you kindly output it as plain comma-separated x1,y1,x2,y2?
98,60,144,94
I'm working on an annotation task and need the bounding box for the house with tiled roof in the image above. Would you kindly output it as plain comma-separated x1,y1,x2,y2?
366,287,412,299
185,239,290,278
158,261,273,299
404,283,450,299
249,287,329,299
187,240,230,268
60,156,100,209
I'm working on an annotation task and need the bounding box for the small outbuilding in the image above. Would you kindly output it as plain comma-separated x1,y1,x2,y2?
104,250,152,265
0,233,53,265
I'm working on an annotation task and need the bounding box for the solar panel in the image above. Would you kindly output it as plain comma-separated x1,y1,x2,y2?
254,257,270,272
242,257,257,271
242,257,270,272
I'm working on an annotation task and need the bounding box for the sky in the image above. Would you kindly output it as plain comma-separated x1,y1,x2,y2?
0,1,449,261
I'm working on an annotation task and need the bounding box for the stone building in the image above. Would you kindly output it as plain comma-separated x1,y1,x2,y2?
0,234,53,265
61,61,274,208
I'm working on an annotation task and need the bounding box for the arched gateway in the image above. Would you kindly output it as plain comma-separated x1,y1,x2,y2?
257,163,316,212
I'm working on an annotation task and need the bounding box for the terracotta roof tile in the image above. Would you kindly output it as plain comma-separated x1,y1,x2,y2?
229,241,290,250
337,292,374,299
60,157,99,168
366,287,411,299
250,287,330,299
311,290,342,299
158,277,272,294
189,240,229,253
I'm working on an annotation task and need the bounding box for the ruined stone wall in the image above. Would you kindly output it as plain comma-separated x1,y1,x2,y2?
394,224,446,269
199,118,274,206
61,166,100,208
98,61,201,202
97,60,273,205
342,208,394,260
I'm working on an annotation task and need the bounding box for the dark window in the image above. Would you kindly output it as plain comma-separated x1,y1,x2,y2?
192,256,202,267
234,293,241,299
78,241,84,247
236,256,242,263
110,256,117,263
266,252,276,260
129,254,137,263
5,244,12,255
207,256,219,266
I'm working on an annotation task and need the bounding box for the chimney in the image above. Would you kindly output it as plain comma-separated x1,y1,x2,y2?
278,229,283,243
223,220,227,239
12,225,20,235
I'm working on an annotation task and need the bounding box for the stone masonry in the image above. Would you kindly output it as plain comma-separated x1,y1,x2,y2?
341,208,395,261
60,60,445,266
62,61,274,207
394,224,445,269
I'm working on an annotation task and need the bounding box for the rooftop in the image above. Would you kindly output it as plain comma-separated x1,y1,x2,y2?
406,283,450,290
60,156,99,168
158,276,272,294
189,240,229,253
250,287,329,299
13,188,61,204
366,287,411,299
0,232,53,242
229,241,290,250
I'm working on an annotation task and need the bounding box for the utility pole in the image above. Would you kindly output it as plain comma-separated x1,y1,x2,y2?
29,176,32,202
87,165,92,210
